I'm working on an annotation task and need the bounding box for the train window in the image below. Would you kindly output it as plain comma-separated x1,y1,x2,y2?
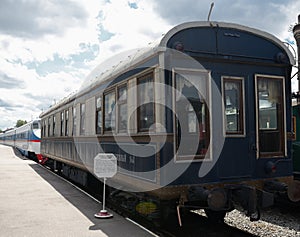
80,104,85,135
32,121,40,130
104,91,116,132
53,116,56,136
61,112,64,136
138,74,154,132
96,96,102,134
256,75,285,157
118,85,127,133
222,77,244,135
72,107,76,136
43,120,46,137
174,70,210,160
48,117,51,137
65,110,69,136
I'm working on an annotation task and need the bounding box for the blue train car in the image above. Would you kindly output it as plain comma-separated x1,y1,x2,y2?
40,21,295,222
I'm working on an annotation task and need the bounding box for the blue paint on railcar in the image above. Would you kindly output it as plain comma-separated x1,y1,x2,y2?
101,142,157,182
15,130,40,142
167,26,290,64
29,130,41,141
159,24,293,186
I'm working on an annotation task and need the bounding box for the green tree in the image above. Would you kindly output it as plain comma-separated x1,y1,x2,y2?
16,120,27,128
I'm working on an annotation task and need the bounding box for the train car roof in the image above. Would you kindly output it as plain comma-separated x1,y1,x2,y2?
40,21,295,118
160,21,295,64
2,120,41,134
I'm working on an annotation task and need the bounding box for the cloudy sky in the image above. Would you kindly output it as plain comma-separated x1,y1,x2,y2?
0,0,299,130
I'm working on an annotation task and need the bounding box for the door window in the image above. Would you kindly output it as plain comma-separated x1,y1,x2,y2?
104,91,116,132
256,75,285,157
222,77,244,135
138,74,154,132
118,85,128,133
174,69,210,160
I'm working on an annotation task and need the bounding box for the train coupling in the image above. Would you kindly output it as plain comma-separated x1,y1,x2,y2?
263,180,288,193
187,186,228,211
263,179,300,202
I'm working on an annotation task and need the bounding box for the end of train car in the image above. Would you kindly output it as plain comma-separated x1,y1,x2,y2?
287,15,300,202
292,15,300,179
292,102,300,178
40,21,296,223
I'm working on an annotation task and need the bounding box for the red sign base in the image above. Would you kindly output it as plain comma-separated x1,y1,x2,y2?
94,210,113,219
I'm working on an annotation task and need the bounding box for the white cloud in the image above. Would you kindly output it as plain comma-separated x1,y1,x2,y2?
92,0,170,63
0,0,88,38
0,0,101,129
0,0,100,63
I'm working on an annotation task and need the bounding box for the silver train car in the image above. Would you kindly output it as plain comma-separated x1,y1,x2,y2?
0,120,43,162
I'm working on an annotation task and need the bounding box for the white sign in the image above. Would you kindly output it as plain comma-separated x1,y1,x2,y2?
94,153,117,178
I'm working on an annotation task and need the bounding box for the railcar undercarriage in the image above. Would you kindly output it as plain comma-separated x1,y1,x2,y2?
43,157,293,225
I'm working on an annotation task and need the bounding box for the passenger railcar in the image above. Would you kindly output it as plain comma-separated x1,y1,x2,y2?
0,129,15,147
0,120,43,162
40,21,295,222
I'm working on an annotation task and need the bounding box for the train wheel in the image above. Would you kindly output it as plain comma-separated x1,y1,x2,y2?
204,209,226,223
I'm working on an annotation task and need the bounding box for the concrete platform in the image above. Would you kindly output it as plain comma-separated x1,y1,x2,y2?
0,144,156,237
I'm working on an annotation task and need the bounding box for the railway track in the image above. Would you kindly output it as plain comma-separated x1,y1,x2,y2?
153,212,257,237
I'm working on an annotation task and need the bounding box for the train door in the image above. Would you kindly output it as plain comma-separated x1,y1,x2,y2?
219,76,252,178
255,75,286,158
173,69,210,161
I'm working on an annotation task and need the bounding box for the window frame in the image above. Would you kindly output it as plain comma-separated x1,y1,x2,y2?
48,117,51,137
117,84,128,134
221,76,245,137
255,74,286,158
65,109,69,136
52,115,56,136
96,96,103,135
137,73,155,133
72,107,77,136
60,111,64,136
80,103,86,135
172,68,211,162
104,90,116,133
42,119,47,137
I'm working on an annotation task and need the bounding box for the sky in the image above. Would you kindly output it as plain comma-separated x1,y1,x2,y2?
0,0,299,130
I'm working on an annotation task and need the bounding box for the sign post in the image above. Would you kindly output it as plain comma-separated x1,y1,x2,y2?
93,153,117,219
